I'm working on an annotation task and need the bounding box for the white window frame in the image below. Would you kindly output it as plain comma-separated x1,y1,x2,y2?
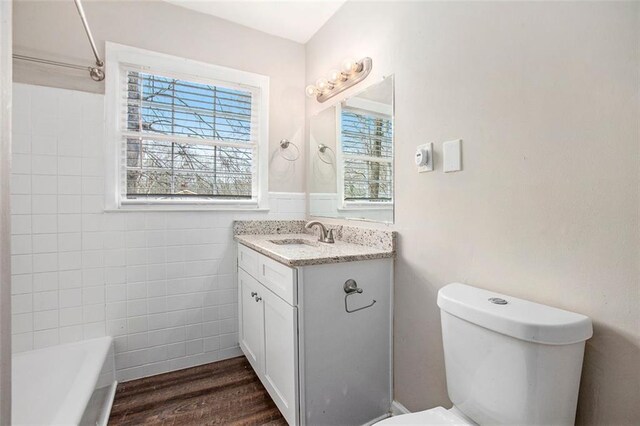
104,42,269,211
336,96,394,210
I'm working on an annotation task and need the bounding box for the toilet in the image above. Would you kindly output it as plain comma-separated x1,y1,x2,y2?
379,283,593,425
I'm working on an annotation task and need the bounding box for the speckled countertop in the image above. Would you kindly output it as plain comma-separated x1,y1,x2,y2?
233,220,396,267
235,232,394,267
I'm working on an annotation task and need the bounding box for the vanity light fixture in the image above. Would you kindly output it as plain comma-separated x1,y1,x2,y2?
305,57,373,103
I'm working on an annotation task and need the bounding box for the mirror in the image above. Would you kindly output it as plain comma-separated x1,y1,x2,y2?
308,75,394,223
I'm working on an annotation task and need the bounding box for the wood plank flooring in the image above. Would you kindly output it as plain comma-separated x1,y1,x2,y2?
108,356,287,426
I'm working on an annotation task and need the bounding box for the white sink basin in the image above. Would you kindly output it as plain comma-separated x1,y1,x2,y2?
268,238,319,247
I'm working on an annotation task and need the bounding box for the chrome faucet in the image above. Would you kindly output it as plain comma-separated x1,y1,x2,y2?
305,221,335,243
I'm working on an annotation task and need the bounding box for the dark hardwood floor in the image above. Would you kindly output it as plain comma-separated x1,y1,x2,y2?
108,356,287,426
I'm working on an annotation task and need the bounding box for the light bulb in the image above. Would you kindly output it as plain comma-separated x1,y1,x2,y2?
341,58,357,74
305,84,320,98
315,78,330,91
305,85,317,97
328,69,343,83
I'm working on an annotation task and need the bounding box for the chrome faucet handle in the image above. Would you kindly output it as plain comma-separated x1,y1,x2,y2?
325,229,335,243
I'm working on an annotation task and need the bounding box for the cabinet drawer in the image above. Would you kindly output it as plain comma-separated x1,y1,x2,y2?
258,254,297,305
237,243,260,278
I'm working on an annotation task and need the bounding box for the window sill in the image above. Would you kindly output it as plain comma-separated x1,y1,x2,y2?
339,204,393,212
105,202,270,213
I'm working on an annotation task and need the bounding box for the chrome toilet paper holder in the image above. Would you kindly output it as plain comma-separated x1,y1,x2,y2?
343,279,376,313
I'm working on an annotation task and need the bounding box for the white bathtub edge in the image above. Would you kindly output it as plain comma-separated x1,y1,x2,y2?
58,337,113,425
98,380,118,426
13,337,116,425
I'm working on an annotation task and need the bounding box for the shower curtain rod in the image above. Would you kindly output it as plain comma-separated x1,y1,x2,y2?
12,0,105,81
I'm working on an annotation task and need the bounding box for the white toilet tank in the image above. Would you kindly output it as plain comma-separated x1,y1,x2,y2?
437,283,593,426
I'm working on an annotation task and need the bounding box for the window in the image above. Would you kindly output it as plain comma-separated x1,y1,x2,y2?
338,103,393,205
105,43,269,209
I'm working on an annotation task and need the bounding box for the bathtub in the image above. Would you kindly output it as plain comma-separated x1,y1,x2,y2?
12,337,117,426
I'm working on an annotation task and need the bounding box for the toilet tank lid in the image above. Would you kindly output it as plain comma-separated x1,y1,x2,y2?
437,283,593,345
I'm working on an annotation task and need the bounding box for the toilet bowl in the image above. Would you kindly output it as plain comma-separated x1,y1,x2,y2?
378,407,474,425
377,283,592,425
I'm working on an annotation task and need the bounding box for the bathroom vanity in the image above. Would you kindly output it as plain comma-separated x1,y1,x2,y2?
234,221,395,425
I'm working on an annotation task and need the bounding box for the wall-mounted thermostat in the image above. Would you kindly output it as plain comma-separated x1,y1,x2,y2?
415,142,433,172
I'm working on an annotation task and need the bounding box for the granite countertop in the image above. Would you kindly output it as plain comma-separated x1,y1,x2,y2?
235,232,395,267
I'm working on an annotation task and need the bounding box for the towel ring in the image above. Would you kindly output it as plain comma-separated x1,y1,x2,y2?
317,144,335,165
279,139,300,161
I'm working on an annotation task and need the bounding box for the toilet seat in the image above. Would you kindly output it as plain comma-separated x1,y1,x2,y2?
376,407,472,425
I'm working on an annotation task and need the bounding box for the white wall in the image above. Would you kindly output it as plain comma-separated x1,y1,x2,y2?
306,2,640,424
10,83,305,381
12,0,306,194
0,0,11,422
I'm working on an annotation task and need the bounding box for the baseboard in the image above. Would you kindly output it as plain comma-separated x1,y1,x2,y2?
390,400,411,415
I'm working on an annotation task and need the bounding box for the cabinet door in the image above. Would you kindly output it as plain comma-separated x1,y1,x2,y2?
263,289,298,425
238,269,264,373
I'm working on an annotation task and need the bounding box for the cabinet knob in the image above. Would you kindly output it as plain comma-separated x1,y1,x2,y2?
251,291,258,297
255,296,262,302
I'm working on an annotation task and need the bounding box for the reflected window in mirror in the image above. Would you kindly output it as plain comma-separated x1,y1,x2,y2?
339,104,393,206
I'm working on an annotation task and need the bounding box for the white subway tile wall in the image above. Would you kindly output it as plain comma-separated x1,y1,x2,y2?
10,84,305,382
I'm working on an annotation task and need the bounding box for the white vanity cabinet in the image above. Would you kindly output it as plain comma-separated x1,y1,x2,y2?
238,248,299,424
237,242,393,426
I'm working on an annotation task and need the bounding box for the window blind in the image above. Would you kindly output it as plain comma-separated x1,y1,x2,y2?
120,67,259,201
341,108,393,202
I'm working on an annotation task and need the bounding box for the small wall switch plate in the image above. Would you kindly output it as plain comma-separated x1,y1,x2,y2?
443,139,462,172
415,142,433,172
